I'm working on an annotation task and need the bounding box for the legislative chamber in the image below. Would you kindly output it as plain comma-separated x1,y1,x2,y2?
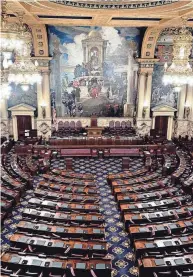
1,1,193,277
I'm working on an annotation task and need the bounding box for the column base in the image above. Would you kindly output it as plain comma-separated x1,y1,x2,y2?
124,103,134,117
37,118,52,139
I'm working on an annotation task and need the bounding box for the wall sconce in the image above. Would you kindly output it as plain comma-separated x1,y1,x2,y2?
41,102,47,119
184,102,190,119
142,102,148,118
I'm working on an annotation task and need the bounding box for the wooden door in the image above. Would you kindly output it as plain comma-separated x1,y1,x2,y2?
155,116,168,138
17,115,32,140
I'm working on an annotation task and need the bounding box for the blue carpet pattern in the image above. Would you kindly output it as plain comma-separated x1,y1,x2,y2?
1,157,146,277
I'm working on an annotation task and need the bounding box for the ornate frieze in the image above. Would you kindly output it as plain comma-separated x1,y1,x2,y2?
136,120,151,136
30,25,49,57
50,0,178,10
137,58,159,69
37,119,52,139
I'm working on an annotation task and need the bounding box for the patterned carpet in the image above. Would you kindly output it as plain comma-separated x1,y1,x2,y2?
1,156,145,277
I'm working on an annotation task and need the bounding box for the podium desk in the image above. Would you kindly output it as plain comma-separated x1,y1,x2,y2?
86,127,104,137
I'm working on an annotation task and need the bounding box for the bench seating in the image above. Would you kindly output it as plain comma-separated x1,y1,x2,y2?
28,198,100,212
17,221,105,239
10,233,107,257
34,189,99,203
1,252,112,277
22,208,104,225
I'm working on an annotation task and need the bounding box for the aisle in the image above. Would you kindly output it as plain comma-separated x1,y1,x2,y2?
73,157,141,277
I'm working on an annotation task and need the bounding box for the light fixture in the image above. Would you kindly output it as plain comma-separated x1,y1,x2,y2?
0,1,25,55
184,102,190,119
8,58,42,91
6,12,42,91
142,102,148,118
41,101,47,118
163,20,193,87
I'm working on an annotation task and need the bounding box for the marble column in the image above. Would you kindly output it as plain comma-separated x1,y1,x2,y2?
124,55,134,117
134,70,138,91
31,115,35,129
144,71,153,118
178,85,186,119
0,98,9,138
137,72,146,118
126,56,133,104
152,116,155,129
0,98,8,120
37,82,43,119
12,115,18,141
186,85,193,120
42,71,51,119
167,116,173,140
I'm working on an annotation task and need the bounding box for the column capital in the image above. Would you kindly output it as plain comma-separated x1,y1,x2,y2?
147,71,153,77
137,58,158,74
32,57,52,71
138,71,147,76
137,58,159,64
41,70,50,75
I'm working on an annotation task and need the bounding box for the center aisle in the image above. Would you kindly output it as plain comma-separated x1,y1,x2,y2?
52,157,142,277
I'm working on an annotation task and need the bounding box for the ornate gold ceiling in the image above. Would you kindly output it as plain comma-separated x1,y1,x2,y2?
4,0,193,27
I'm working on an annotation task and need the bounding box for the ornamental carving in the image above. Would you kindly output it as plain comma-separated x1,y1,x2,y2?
159,27,193,40
38,122,51,135
136,122,151,136
50,0,178,9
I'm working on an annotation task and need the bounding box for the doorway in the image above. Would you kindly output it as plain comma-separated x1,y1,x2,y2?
17,115,32,140
155,116,168,138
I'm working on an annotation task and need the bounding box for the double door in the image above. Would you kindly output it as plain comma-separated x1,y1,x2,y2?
155,116,168,138
17,115,32,140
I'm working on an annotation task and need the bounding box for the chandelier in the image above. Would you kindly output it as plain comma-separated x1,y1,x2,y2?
0,1,25,53
6,14,42,91
163,23,193,87
8,58,42,91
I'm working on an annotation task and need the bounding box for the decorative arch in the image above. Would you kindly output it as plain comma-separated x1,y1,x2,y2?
141,27,163,59
30,24,49,57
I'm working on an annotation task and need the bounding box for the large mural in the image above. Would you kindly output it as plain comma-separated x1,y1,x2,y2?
48,26,143,117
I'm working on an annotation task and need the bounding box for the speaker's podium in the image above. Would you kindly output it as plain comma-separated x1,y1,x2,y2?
86,116,104,137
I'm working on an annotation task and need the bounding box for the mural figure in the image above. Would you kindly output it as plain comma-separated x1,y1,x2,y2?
48,26,142,117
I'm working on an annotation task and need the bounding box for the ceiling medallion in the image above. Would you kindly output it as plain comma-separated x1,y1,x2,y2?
50,0,178,9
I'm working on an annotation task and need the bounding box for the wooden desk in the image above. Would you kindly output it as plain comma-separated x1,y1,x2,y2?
85,127,104,137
